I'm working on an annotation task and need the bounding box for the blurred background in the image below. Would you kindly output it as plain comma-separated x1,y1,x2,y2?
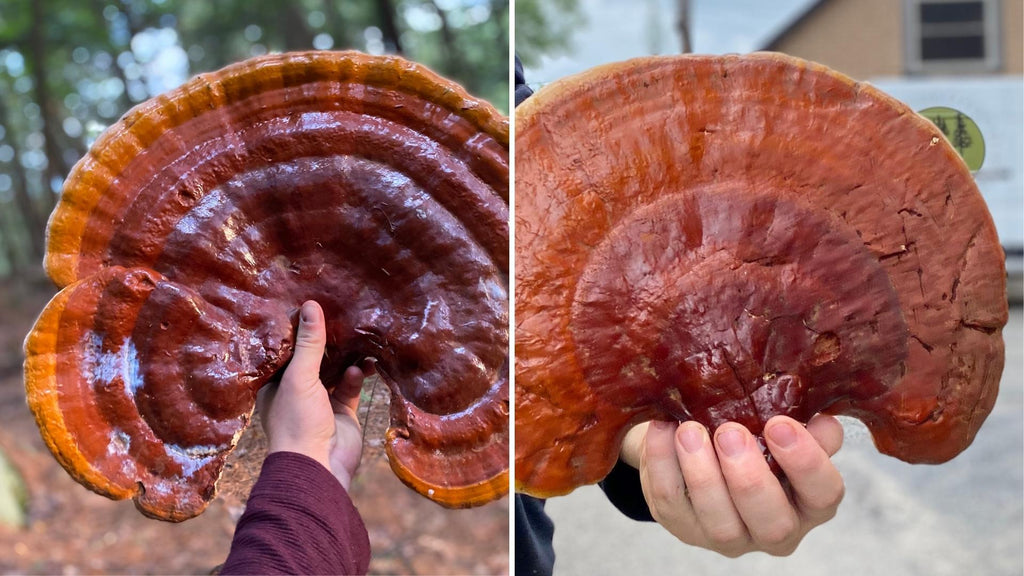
519,0,1021,298
0,0,508,574
518,1,1022,575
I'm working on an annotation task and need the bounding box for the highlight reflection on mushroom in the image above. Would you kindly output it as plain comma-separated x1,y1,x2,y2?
24,51,509,521
514,53,1006,498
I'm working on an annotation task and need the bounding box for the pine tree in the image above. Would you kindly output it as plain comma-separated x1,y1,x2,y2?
953,113,973,155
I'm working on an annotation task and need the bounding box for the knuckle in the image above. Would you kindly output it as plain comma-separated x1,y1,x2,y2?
814,505,838,524
649,501,667,525
765,540,800,557
729,470,770,498
295,332,326,350
711,542,748,559
681,472,716,496
641,468,686,508
704,523,747,548
716,545,749,557
821,481,846,510
756,518,798,548
647,496,681,528
281,375,322,395
647,480,681,507
718,548,745,559
802,479,846,517
784,453,821,476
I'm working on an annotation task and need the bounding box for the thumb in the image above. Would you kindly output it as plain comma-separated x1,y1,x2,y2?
282,301,327,391
620,422,649,469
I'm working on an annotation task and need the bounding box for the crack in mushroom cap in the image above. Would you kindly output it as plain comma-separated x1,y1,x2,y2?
24,51,509,521
514,53,1006,497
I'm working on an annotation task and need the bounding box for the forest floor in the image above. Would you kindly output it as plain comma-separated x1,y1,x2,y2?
0,279,508,575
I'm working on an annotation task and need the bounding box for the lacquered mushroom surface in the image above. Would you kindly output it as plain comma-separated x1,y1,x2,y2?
514,53,1006,497
24,51,509,521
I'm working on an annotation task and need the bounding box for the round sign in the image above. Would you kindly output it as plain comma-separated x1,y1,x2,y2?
918,106,985,172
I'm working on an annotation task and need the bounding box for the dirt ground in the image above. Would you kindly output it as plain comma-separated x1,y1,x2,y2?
0,279,509,575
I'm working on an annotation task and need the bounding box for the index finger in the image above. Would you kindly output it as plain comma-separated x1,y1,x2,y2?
764,416,845,523
330,365,365,416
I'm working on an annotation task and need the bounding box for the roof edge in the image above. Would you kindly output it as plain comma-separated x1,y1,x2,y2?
760,0,835,51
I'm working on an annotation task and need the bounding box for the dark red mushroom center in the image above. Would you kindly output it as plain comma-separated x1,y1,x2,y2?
571,185,910,436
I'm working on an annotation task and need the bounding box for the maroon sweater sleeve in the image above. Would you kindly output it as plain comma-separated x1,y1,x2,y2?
221,452,371,575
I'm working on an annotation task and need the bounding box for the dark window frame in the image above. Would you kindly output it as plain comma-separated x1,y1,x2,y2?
904,0,1002,74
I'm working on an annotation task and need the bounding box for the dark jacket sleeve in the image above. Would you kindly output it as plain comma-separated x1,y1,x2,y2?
515,55,534,106
515,495,555,576
598,460,654,522
221,452,371,575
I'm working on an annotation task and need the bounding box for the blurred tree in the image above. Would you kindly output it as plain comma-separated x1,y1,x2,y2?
514,0,581,67
0,93,44,261
375,0,404,53
0,0,508,280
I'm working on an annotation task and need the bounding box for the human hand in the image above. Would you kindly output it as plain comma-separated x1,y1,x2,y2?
258,300,369,491
620,414,844,557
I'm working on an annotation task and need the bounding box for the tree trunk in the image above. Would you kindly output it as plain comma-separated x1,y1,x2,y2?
374,0,404,54
0,214,25,276
7,148,46,261
281,3,315,51
28,0,70,213
89,0,137,109
429,1,464,77
494,0,509,62
0,96,46,260
321,0,351,49
677,0,692,53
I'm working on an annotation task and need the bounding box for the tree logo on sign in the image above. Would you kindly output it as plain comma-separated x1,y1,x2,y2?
919,106,985,172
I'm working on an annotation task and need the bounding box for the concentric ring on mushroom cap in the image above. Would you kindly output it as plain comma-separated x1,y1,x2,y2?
514,53,1006,497
25,51,509,520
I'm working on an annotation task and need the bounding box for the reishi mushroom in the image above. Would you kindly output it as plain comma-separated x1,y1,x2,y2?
514,53,1006,497
24,51,509,521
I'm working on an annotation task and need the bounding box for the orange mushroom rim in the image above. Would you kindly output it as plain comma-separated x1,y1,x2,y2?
513,52,1006,498
24,50,510,521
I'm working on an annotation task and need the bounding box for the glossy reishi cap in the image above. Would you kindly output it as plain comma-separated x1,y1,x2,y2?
514,53,1006,497
24,51,509,521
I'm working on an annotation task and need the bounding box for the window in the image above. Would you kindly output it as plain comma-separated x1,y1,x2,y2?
905,0,1002,74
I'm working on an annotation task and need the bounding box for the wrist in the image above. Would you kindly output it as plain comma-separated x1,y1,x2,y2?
332,468,353,491
267,443,331,472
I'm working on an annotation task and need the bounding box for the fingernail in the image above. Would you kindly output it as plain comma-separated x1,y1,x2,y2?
767,421,797,448
300,302,316,323
678,424,705,454
716,428,746,458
